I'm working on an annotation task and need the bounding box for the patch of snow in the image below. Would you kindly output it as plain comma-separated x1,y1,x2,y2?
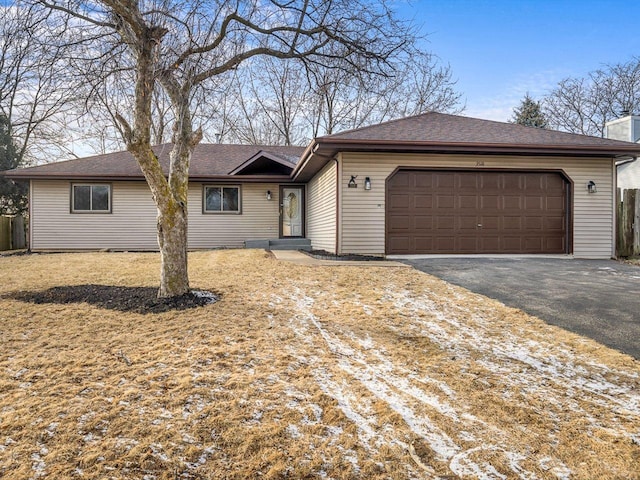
30,444,48,477
449,446,507,479
283,284,638,480
191,289,218,304
361,304,373,316
287,424,302,439
149,443,170,462
12,367,28,379
115,437,139,451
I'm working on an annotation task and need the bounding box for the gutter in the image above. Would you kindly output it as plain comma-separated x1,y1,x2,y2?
3,173,294,183
615,155,637,167
315,138,640,157
291,139,318,181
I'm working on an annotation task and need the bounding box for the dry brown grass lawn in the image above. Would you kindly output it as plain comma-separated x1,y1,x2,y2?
0,250,639,480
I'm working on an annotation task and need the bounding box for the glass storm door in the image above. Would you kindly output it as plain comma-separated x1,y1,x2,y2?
281,187,303,237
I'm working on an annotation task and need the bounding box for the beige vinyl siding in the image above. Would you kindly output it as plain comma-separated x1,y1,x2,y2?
339,153,615,258
31,180,157,250
306,160,337,252
189,182,279,248
31,180,280,250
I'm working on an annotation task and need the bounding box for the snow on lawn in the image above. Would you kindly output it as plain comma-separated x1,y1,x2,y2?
279,280,640,480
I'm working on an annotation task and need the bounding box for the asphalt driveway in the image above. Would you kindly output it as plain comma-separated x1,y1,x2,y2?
402,257,640,359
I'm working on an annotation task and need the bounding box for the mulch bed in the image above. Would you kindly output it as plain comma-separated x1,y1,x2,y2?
303,249,386,261
8,284,218,314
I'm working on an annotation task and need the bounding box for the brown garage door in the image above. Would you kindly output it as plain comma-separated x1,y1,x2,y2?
386,170,569,254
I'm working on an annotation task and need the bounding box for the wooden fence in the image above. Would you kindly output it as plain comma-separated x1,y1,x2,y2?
0,215,26,251
617,189,640,257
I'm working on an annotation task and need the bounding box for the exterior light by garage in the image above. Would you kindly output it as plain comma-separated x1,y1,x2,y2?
364,177,372,190
587,181,597,194
266,190,272,200
348,175,358,188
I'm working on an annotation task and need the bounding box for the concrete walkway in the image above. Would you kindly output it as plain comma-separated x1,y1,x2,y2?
271,250,408,267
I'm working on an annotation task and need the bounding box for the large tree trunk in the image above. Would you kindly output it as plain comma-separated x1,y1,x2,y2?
157,201,189,297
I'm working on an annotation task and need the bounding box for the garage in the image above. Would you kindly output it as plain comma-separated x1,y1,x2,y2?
386,169,570,255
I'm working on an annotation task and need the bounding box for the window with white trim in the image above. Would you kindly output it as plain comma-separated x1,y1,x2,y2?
71,184,111,213
203,185,241,213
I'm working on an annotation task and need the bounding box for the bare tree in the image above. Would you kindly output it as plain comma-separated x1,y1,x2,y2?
226,49,463,144
544,58,640,137
0,2,76,166
38,0,419,297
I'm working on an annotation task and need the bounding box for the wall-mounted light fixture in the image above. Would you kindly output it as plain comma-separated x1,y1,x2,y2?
348,175,358,188
266,190,272,200
364,177,372,190
587,181,597,194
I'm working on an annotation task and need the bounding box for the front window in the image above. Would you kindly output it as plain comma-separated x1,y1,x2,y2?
72,184,111,213
204,185,240,213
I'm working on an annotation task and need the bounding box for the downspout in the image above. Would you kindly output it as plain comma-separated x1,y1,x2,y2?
334,155,340,255
28,179,33,251
612,157,619,259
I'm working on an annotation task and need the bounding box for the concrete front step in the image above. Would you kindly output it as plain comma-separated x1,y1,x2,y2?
245,238,311,251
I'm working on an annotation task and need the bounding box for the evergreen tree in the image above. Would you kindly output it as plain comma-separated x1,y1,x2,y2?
511,94,548,128
0,114,27,215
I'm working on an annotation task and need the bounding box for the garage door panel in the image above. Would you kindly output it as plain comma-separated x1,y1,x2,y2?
546,196,565,210
388,215,411,231
479,237,501,250
435,237,455,251
459,216,479,230
503,216,522,230
525,196,543,210
546,237,565,251
437,195,455,208
387,236,410,253
436,216,455,230
525,216,543,230
389,193,410,209
480,195,500,209
414,194,433,208
546,175,566,189
415,173,434,188
436,174,455,188
388,172,410,188
458,174,479,189
503,195,522,209
480,216,499,229
459,195,478,209
480,173,502,189
545,216,565,230
502,175,522,190
414,216,433,230
414,237,433,251
502,236,523,250
386,170,569,254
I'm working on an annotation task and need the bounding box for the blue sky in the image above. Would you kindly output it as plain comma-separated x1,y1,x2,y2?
399,0,640,121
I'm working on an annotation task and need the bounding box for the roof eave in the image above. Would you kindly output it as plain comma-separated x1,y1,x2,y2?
3,172,295,183
315,138,640,156
292,138,640,182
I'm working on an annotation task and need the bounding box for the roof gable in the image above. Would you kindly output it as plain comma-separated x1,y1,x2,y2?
228,151,296,175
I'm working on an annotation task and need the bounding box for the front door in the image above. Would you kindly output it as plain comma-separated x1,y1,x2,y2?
280,186,304,237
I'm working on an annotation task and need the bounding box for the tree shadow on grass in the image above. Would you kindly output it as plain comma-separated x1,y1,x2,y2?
7,284,218,314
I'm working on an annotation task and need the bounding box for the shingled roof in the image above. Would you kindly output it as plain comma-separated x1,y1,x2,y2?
5,113,640,182
322,112,640,148
292,112,640,181
3,143,305,181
